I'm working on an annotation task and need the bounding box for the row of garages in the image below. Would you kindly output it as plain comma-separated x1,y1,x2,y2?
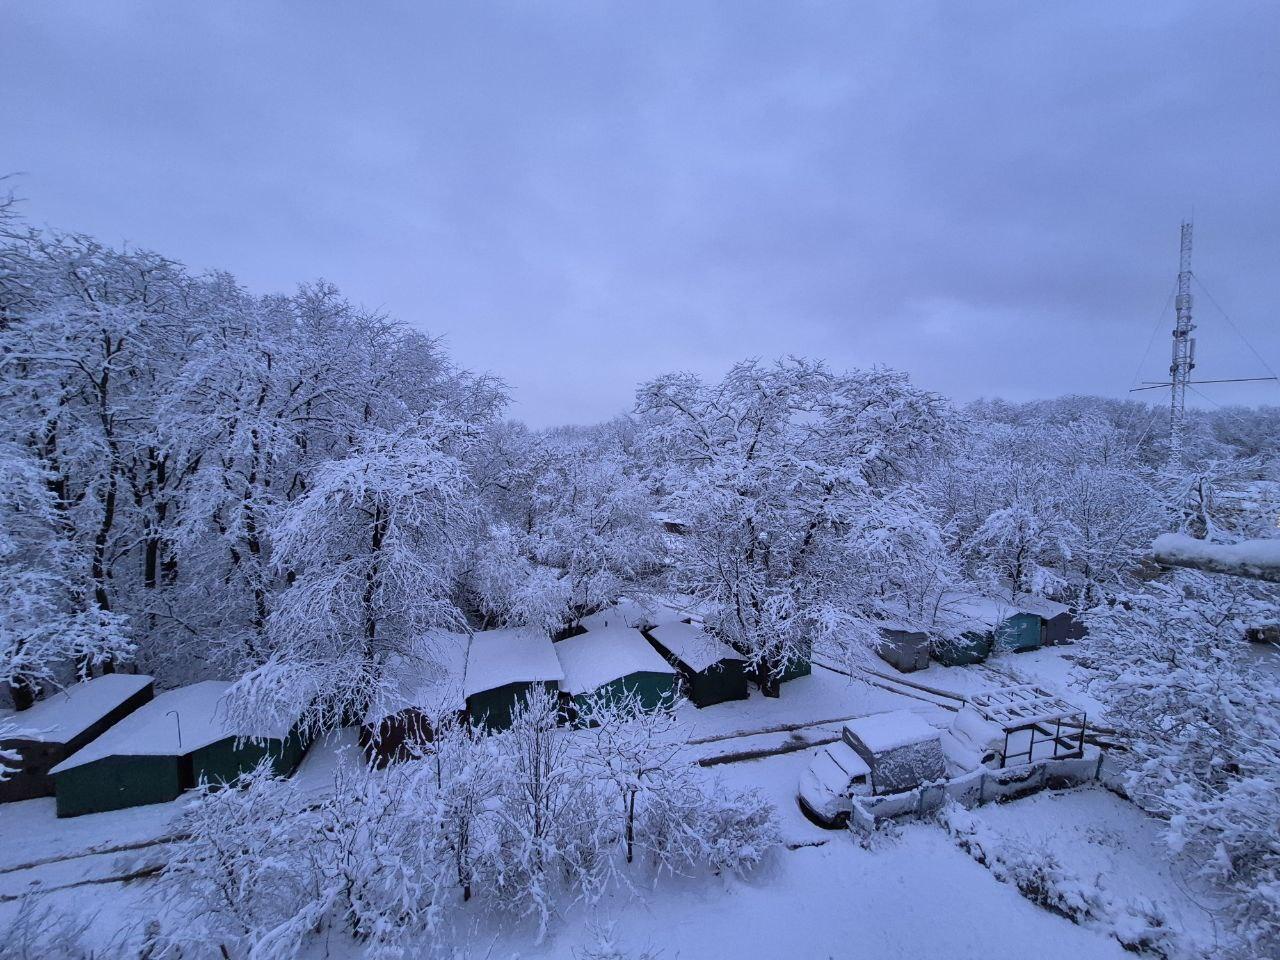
876,592,1085,673
0,676,308,818
1,593,1077,819
365,602,789,765
0,605,781,816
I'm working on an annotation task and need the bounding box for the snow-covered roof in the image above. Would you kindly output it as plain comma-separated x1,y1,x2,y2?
650,592,713,624
364,633,468,723
937,592,1017,631
463,627,565,698
646,619,743,673
969,685,1085,729
1,674,153,745
843,710,940,755
1153,532,1280,584
49,680,292,774
649,511,691,527
554,623,676,696
1011,593,1070,620
580,598,659,632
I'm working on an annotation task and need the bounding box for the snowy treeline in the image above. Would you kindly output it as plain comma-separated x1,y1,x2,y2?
3,213,1275,717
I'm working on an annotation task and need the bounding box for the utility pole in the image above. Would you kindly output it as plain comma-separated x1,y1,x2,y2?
1168,221,1195,469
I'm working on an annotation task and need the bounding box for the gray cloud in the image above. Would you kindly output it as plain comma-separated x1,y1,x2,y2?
3,1,1277,424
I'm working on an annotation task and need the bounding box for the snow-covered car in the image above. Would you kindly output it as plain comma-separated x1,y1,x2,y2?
798,710,950,827
796,740,871,828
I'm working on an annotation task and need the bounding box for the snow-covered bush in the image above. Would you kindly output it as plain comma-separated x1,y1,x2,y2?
574,920,662,960
0,900,97,960
162,760,459,959
486,687,617,941
639,772,780,880
160,763,319,957
579,690,686,864
1086,578,1280,958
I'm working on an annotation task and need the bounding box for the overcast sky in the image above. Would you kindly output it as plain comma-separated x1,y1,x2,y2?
3,2,1278,425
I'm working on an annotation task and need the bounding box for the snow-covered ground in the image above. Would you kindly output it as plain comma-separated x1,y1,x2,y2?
476,822,1139,960
946,786,1225,957
0,651,1191,959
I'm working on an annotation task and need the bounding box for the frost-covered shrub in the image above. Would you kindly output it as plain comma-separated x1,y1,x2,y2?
1087,580,1280,958
162,761,459,959
578,690,686,864
485,688,617,942
161,763,317,956
640,774,780,879
0,901,96,960
160,691,781,956
574,920,662,960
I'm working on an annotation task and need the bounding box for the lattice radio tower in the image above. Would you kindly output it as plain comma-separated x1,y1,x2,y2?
1169,221,1196,467
1131,221,1277,469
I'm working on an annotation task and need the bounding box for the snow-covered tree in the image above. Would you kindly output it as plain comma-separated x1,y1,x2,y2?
637,359,949,694
469,423,664,634
488,686,615,941
1085,576,1280,957
229,424,481,735
0,441,132,707
579,689,686,864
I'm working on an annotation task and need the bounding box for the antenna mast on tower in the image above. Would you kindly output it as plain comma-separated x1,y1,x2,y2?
1131,222,1276,462
1169,221,1195,468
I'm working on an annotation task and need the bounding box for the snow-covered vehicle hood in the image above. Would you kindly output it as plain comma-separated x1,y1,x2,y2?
797,741,871,826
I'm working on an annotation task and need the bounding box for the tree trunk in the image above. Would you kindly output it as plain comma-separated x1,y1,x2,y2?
626,789,636,863
8,677,37,712
759,656,781,698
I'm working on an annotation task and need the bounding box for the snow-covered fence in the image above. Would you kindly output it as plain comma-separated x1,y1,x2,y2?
848,750,1104,832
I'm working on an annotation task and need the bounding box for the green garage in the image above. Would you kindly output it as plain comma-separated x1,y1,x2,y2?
463,627,565,732
0,674,154,804
555,623,678,723
645,620,749,708
995,611,1043,653
49,680,309,818
930,628,995,667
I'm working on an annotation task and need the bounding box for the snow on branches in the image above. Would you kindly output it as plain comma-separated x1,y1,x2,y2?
160,689,779,957
636,358,950,692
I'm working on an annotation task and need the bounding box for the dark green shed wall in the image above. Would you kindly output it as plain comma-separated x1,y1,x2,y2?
996,613,1043,653
877,630,930,673
644,633,749,708
685,660,749,707
931,630,994,667
776,652,812,683
54,754,183,818
569,672,678,724
189,728,310,788
466,680,559,732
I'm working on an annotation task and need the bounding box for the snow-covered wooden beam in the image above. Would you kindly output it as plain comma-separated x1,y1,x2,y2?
1152,533,1280,584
